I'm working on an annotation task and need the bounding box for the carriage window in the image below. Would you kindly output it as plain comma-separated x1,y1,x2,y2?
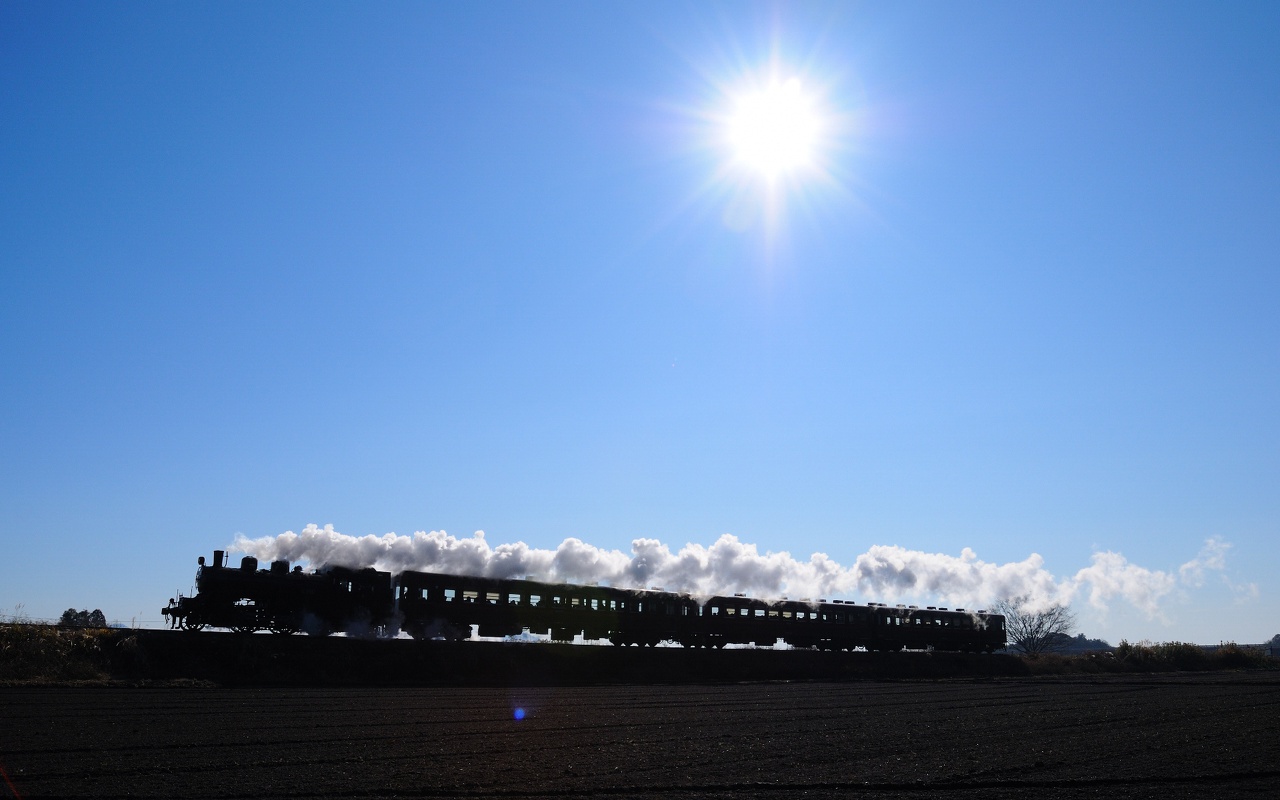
529,594,541,607
444,589,456,601
726,607,735,616
682,605,689,616
590,598,600,611
782,611,792,619
914,618,921,625
768,610,779,617
754,609,764,617
508,594,521,605
485,592,500,604
710,606,720,616
571,597,581,607
462,590,478,603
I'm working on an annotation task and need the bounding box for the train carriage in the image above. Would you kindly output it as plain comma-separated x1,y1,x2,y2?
164,552,1005,653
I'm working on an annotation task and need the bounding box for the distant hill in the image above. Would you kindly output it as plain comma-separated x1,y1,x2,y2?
1049,632,1114,654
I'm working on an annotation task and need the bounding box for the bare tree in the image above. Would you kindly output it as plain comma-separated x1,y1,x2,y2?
993,597,1077,657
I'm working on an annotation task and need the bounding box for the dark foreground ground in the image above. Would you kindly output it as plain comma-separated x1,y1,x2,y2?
1,672,1277,799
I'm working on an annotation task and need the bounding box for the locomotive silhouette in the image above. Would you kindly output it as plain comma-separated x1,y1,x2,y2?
164,550,1006,652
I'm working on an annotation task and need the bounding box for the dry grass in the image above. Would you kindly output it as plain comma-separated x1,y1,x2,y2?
0,622,127,682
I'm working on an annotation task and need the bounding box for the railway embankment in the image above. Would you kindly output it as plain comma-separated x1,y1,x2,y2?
1,624,1273,686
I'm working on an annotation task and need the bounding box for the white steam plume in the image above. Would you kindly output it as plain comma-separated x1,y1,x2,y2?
231,524,1233,618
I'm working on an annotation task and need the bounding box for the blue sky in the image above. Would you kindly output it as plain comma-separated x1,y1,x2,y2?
3,2,1277,644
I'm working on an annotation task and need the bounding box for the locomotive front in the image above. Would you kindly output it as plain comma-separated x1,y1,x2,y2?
162,550,396,636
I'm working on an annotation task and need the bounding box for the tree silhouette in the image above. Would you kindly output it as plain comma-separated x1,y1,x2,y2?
993,597,1076,657
59,608,108,628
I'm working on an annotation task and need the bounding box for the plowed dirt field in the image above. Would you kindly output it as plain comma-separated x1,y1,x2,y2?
2,673,1277,799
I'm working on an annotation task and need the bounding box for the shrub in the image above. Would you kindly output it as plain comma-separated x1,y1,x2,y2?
59,608,108,628
1211,643,1269,670
1110,640,1271,671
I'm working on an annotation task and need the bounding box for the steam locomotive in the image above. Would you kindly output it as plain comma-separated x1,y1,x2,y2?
162,550,1006,652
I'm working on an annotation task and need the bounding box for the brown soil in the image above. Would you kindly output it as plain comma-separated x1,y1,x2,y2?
1,673,1276,798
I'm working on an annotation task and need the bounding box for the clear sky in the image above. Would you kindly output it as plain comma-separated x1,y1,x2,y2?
3,2,1277,644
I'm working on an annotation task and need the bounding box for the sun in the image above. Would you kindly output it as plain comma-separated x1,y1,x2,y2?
726,77,824,181
672,53,850,238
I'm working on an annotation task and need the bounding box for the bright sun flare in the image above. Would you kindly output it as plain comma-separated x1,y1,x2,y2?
727,77,822,181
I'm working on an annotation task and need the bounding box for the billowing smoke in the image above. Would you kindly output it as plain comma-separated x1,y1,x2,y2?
231,524,1234,618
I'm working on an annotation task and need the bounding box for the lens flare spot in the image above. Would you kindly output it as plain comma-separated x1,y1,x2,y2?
513,707,526,721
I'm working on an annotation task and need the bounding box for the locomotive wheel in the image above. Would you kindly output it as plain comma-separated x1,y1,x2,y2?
269,622,298,635
179,617,206,632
